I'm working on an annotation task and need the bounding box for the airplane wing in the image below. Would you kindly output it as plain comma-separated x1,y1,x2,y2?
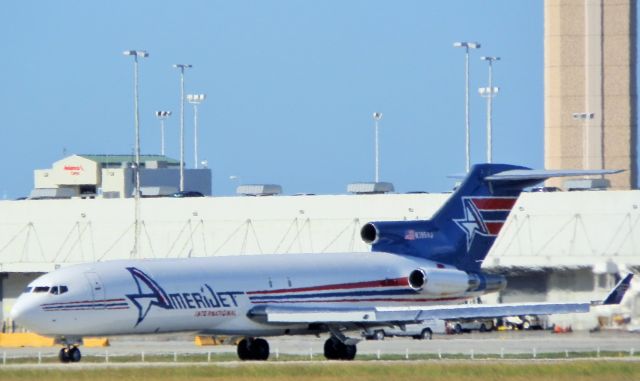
248,273,633,325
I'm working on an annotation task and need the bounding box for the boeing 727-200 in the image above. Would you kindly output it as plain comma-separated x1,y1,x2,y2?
10,164,633,362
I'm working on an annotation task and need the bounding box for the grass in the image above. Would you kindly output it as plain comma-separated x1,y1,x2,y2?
1,361,640,381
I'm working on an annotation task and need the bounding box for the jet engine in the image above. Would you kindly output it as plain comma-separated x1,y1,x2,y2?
407,267,471,295
407,268,507,295
362,221,507,295
361,221,434,245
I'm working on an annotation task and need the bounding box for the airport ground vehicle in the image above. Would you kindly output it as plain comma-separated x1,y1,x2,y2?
364,319,445,340
498,315,547,330
446,319,495,334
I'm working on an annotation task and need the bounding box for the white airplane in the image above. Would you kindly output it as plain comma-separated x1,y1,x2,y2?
11,164,633,363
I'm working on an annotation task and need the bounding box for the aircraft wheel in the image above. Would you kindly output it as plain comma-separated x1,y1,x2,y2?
69,346,82,362
58,348,71,363
323,337,356,360
342,344,357,360
237,338,269,361
323,337,341,360
252,338,270,361
237,338,252,360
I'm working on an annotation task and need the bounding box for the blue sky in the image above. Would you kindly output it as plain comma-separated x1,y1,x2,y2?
0,1,629,197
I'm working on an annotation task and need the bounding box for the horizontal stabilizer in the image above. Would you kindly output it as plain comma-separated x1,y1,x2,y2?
485,169,622,181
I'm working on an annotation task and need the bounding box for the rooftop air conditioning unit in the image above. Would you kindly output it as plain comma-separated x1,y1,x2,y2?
347,182,394,194
236,184,283,196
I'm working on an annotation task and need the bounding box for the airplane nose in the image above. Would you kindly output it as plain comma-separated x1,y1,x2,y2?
10,297,36,328
10,299,24,321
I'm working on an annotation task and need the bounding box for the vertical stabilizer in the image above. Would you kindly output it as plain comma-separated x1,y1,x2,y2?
363,164,621,271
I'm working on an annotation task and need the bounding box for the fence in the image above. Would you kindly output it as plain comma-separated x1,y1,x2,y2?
1,346,638,365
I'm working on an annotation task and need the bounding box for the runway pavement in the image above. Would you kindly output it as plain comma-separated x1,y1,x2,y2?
1,330,639,360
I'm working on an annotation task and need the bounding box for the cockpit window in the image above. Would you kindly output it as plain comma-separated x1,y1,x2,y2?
48,285,69,295
30,285,67,295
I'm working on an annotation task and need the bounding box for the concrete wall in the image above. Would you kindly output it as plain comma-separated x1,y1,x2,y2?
488,191,640,268
0,192,446,272
33,170,58,190
0,191,638,271
101,167,132,198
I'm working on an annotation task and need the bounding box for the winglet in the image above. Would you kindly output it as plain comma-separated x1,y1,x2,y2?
598,273,634,305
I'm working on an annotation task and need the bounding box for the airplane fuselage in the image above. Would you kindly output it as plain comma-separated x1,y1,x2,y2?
12,251,499,338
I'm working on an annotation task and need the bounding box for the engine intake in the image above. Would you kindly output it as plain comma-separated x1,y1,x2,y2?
408,269,426,290
361,223,379,244
360,220,435,247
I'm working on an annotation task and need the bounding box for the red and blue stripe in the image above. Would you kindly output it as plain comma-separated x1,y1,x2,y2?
41,298,130,311
247,277,466,305
469,197,517,235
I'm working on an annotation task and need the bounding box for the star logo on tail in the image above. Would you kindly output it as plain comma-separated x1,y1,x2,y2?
125,267,174,326
453,198,490,251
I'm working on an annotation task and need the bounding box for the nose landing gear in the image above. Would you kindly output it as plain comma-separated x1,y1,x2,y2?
58,346,81,363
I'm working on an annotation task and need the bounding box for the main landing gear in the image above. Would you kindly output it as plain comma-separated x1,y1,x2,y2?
235,335,358,361
237,338,270,361
323,336,357,360
58,346,81,363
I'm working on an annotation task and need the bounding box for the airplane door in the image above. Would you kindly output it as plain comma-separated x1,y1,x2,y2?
84,272,106,302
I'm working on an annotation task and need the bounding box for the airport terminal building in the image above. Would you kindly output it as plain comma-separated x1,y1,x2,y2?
31,154,211,199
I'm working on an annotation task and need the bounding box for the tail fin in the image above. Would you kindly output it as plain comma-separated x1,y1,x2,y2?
601,273,634,305
362,164,621,271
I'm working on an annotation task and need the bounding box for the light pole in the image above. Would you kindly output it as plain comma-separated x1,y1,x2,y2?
123,49,148,259
479,56,500,163
372,112,382,182
453,41,481,172
154,111,172,156
186,94,206,169
173,64,192,191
